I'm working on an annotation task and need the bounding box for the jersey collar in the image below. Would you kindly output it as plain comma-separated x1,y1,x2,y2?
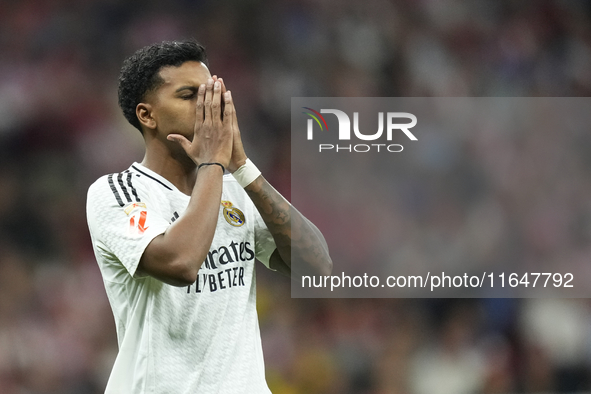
130,162,177,192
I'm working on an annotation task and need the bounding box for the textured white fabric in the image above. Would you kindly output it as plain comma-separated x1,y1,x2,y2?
86,163,276,394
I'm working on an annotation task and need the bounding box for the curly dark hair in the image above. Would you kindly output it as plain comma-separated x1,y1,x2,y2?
117,40,208,132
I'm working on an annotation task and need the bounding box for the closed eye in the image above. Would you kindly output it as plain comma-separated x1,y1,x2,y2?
176,86,197,100
181,92,196,100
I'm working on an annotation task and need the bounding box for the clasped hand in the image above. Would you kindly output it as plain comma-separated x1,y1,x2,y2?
167,76,247,172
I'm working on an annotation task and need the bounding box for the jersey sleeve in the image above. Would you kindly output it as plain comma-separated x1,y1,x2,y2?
86,174,170,279
253,207,277,270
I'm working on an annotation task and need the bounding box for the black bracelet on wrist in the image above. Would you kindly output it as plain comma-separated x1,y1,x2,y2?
198,162,225,173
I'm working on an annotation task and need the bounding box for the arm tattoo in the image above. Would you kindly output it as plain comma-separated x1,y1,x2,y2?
245,176,331,276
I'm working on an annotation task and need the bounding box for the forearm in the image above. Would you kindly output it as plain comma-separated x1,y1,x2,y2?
167,166,223,262
139,165,224,285
244,175,332,277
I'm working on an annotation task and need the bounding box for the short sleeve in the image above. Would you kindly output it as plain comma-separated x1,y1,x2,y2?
253,208,277,270
86,175,170,279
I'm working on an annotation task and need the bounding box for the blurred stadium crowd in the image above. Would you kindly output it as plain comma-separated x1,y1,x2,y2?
1,0,591,393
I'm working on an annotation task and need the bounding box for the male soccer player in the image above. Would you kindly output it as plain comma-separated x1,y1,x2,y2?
86,40,332,393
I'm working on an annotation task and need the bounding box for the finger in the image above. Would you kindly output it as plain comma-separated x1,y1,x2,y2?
211,80,222,124
223,90,234,128
212,76,220,89
203,78,214,123
167,134,192,151
218,78,227,94
194,83,206,125
217,78,227,119
228,90,240,132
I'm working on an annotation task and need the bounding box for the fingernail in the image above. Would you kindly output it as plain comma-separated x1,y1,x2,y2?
214,81,220,88
207,78,213,87
199,84,205,91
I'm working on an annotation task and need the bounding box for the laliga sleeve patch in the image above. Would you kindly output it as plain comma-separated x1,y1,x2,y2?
125,202,149,235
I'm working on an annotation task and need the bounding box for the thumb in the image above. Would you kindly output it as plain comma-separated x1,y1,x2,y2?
167,134,191,151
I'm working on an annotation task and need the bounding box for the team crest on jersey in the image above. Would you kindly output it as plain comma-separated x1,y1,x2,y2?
221,200,245,227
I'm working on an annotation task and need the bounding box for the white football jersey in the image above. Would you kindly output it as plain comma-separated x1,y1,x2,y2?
86,162,276,394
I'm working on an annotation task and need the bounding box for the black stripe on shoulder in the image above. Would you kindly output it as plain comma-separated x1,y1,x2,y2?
126,172,141,202
131,165,173,191
107,174,125,207
117,173,132,203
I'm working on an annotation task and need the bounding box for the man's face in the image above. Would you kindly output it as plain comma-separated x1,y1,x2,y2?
146,60,211,140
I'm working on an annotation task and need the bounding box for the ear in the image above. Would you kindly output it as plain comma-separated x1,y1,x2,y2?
136,103,157,130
